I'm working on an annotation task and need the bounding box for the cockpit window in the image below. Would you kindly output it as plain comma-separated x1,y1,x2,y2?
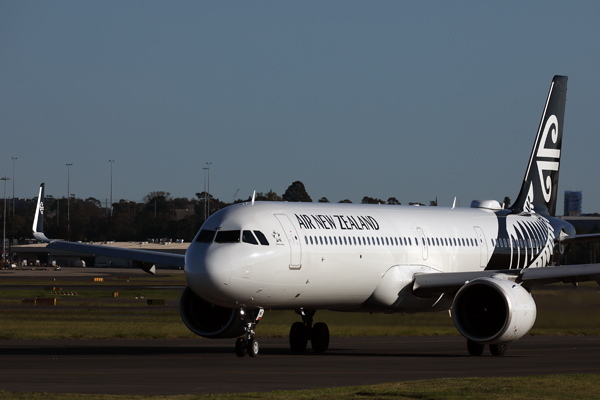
196,229,216,243
254,230,269,246
214,230,240,243
242,230,258,245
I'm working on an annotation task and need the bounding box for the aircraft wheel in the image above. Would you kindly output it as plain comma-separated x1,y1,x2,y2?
467,339,484,356
289,321,308,353
235,337,246,357
248,338,259,357
311,322,329,353
490,343,507,356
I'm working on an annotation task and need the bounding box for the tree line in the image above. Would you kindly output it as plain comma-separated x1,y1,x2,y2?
1,181,506,244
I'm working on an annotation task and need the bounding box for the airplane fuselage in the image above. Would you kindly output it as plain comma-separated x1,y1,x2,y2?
185,201,571,313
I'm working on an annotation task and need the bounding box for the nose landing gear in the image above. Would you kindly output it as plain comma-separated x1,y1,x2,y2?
235,308,263,357
289,309,330,353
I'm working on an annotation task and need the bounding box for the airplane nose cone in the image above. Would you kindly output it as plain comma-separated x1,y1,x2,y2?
185,242,234,305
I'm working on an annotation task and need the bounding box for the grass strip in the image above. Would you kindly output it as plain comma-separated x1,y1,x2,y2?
0,289,181,300
0,310,196,339
0,374,599,399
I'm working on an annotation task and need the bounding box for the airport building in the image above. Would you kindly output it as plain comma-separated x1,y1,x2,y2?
564,191,583,216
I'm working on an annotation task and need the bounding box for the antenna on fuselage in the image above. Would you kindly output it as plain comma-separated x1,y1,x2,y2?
251,190,256,205
452,197,456,209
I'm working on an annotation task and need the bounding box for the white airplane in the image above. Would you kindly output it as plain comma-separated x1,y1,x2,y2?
33,75,600,358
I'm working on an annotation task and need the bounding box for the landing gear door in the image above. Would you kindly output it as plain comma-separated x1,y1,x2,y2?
275,214,302,269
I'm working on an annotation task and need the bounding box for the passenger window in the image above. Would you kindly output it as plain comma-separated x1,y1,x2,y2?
254,231,270,245
334,237,338,245
310,236,314,245
242,230,259,245
427,238,430,246
319,236,323,245
215,230,240,243
376,237,380,245
196,229,216,243
304,236,308,245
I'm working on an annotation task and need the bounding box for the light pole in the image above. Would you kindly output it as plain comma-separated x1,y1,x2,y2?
109,160,114,217
66,163,72,236
202,167,208,220
206,162,211,217
1,176,10,263
11,157,16,216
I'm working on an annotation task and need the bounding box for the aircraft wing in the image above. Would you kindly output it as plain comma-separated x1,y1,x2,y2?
557,233,600,244
412,264,600,297
45,241,185,270
32,183,185,274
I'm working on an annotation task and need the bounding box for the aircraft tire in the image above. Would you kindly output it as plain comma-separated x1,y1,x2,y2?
289,322,308,353
248,338,259,357
235,337,246,357
311,322,329,353
467,339,485,356
490,343,507,356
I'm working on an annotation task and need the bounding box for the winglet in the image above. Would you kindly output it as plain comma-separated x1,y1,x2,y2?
32,183,51,243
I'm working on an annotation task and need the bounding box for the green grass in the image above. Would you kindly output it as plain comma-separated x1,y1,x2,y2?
0,309,196,339
0,275,599,339
0,374,599,399
0,289,182,300
1,273,186,287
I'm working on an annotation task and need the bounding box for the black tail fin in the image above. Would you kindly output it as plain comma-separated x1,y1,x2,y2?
511,75,568,216
32,183,50,242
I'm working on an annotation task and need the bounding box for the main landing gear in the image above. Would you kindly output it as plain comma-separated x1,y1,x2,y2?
235,308,264,357
466,339,507,356
289,309,330,353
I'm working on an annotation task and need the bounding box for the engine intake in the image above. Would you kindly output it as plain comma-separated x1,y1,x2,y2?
452,277,536,344
179,286,245,339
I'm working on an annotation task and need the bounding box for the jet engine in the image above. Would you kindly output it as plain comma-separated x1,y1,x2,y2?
179,286,245,339
451,277,536,344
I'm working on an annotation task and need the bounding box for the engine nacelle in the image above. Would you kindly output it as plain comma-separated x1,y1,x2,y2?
452,277,536,344
179,286,245,339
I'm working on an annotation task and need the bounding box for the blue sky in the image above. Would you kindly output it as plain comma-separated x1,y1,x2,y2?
1,1,599,213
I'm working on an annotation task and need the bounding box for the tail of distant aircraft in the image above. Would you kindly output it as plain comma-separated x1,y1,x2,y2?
32,183,50,243
511,75,568,216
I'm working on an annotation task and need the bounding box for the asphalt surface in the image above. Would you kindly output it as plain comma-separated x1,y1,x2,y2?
1,336,600,395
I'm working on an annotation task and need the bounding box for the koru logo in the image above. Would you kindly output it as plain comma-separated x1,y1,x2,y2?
40,202,44,215
536,114,560,202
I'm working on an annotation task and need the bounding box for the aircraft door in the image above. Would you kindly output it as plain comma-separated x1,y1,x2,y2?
275,214,302,269
473,226,488,268
416,227,428,260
